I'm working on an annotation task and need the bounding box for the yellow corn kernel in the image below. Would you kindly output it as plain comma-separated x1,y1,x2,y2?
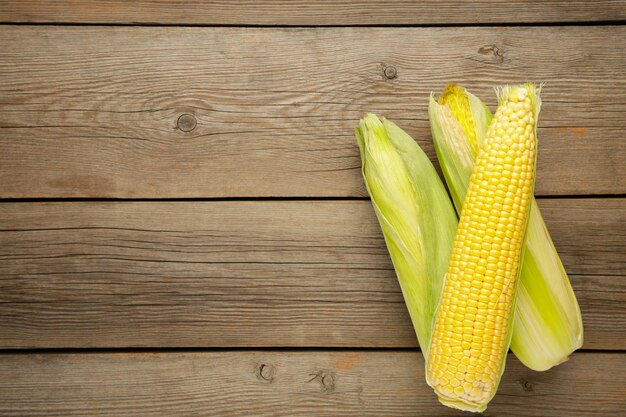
426,84,540,413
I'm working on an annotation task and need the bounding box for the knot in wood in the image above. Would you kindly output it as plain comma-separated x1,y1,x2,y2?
256,363,276,383
382,64,398,80
517,378,534,392
477,44,505,63
177,113,197,132
308,370,335,393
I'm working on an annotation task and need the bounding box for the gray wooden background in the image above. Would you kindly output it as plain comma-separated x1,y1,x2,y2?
0,1,625,415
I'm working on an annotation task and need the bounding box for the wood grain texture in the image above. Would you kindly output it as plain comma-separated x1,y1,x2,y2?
0,199,623,349
1,1,625,25
1,26,625,198
0,351,623,416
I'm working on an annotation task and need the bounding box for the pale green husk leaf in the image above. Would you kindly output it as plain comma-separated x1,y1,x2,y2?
356,114,457,358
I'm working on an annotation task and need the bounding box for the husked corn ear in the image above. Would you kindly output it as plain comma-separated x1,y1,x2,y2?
429,84,583,372
426,84,540,412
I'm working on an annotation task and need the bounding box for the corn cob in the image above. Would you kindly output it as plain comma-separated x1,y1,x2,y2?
426,84,540,412
355,114,457,357
429,84,583,372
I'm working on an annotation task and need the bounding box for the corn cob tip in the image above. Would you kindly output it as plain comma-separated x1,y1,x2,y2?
436,85,476,146
431,84,494,152
438,84,466,105
495,82,542,125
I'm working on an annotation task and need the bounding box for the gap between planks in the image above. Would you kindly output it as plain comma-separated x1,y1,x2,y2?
1,1,625,25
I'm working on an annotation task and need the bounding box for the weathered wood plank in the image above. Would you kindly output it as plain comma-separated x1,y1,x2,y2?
1,1,625,25
0,199,623,349
0,26,624,198
0,351,623,416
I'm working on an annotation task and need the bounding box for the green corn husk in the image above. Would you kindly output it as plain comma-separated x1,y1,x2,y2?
355,114,457,357
429,84,583,371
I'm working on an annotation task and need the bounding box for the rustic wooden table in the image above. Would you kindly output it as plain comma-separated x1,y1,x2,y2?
0,1,625,416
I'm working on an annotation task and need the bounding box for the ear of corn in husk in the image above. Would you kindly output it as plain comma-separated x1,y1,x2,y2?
355,114,457,357
426,83,541,412
429,83,583,374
